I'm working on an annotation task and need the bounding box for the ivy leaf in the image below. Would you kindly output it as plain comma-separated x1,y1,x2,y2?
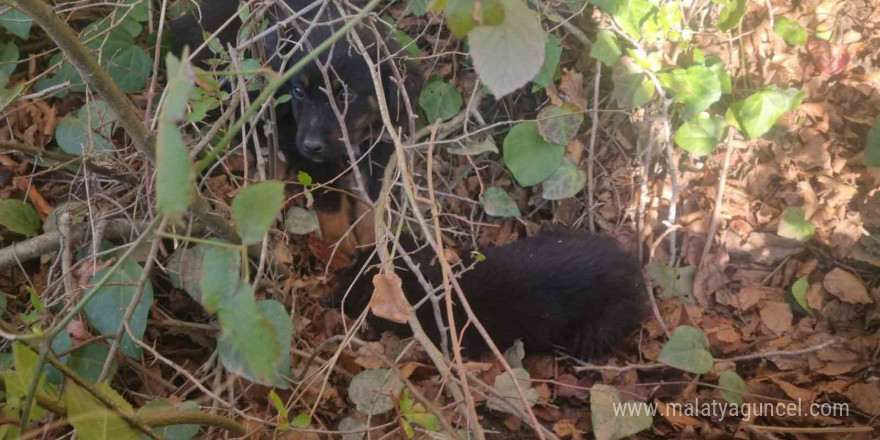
480,187,521,217
419,79,462,123
216,283,284,387
590,384,653,440
718,371,747,405
731,88,803,139
705,56,732,94
67,344,116,383
614,0,655,40
64,382,139,440
590,30,623,67
674,114,725,156
657,65,722,117
537,104,584,145
0,200,40,236
0,9,33,39
503,122,565,187
612,57,655,108
231,181,286,245
83,259,154,358
542,158,586,200
773,17,807,46
777,207,814,242
532,34,562,89
657,325,714,374
56,116,113,156
468,0,545,98
106,45,152,94
865,116,880,167
716,0,747,32
200,246,243,312
445,0,476,38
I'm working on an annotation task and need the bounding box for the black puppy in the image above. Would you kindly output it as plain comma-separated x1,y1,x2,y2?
328,230,645,360
169,0,421,251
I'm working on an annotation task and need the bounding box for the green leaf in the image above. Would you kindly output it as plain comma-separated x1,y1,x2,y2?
77,100,119,138
480,187,521,217
348,369,404,415
718,370,746,405
590,30,623,67
292,413,311,429
674,115,725,156
0,9,33,39
486,368,538,414
716,0,747,32
445,0,476,38
232,181,286,245
64,381,140,440
589,0,624,14
657,325,714,374
590,384,653,440
419,79,462,123
56,116,113,156
106,45,152,93
83,259,154,358
399,389,440,432
0,200,40,236
200,246,243,312
256,299,292,389
268,389,290,429
503,122,565,187
542,158,586,200
614,0,655,39
0,41,18,86
863,116,880,167
395,30,421,59
705,56,732,94
788,276,814,317
773,17,807,46
284,206,319,235
137,400,200,440
537,104,584,145
532,34,562,89
156,120,195,219
658,65,722,116
297,171,313,185
649,263,696,299
777,207,814,242
733,88,804,139
67,343,117,383
612,57,655,108
216,283,283,387
468,0,545,98
163,52,194,122
408,0,429,15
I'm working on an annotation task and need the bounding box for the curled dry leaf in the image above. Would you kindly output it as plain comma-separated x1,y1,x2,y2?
369,273,411,324
823,268,872,304
806,39,851,77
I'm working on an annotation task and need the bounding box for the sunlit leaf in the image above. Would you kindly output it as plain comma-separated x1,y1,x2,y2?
731,88,803,139
773,17,807,46
590,30,623,67
777,207,814,242
674,114,725,156
657,65,722,116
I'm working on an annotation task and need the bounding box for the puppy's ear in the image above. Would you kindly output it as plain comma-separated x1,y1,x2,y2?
382,58,423,128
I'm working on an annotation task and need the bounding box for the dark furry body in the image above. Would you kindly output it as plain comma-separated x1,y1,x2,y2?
329,230,645,359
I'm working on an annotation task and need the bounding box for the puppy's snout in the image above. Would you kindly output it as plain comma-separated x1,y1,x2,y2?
301,138,325,157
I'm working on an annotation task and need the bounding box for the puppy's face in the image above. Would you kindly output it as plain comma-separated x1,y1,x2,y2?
286,60,379,164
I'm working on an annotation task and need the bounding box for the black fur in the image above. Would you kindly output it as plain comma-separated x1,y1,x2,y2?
327,230,645,360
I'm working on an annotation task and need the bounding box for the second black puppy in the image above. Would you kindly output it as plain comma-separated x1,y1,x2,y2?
328,230,645,360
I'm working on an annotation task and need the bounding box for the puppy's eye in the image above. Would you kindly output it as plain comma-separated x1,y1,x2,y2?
292,85,305,98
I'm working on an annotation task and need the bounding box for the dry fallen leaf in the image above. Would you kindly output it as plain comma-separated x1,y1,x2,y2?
844,382,880,415
759,302,793,336
823,268,872,304
369,273,411,323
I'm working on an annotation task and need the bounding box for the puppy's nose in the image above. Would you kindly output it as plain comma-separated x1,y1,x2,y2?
301,138,325,156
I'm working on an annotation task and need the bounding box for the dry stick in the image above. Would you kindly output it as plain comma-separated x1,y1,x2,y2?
699,141,734,266
646,225,680,338
587,58,602,232
350,31,548,440
0,140,140,186
426,128,485,440
99,218,168,382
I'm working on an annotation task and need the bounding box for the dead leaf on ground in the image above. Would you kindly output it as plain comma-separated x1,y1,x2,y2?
844,382,880,414
369,272,411,324
759,302,793,336
823,268,872,304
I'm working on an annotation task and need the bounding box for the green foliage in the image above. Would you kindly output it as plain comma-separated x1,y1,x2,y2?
137,400,200,440
419,79,463,123
727,88,803,139
613,0,656,40
157,53,196,219
0,41,18,85
55,114,113,156
777,207,814,242
542,158,586,200
480,187,521,217
649,263,696,299
716,0,747,32
863,116,880,167
503,122,565,187
268,389,289,429
4,343,49,423
590,384,653,440
67,343,117,383
674,114,725,156
537,104,584,145
64,381,140,440
0,200,41,236
200,246,243,312
718,370,746,405
591,30,623,67
658,326,714,374
658,65,722,117
399,389,440,437
468,0,545,98
0,9,33,39
83,259,154,359
231,181,286,245
788,276,814,317
532,34,562,89
773,17,807,46
612,58,655,108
